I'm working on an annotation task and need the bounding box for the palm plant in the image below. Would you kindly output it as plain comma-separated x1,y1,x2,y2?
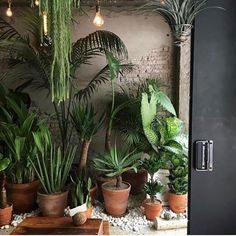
70,103,105,171
139,0,223,43
93,144,140,188
0,11,131,154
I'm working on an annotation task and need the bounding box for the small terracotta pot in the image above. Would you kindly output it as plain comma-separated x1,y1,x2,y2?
6,180,40,213
168,192,187,213
96,175,116,202
0,204,13,227
89,184,97,205
122,169,148,195
86,207,93,218
102,181,131,217
37,190,68,217
143,199,162,220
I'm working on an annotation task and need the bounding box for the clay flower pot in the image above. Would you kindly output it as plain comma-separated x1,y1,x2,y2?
6,180,40,213
96,175,116,202
0,204,13,227
122,169,148,195
168,192,187,213
102,181,131,217
143,199,162,220
37,190,68,217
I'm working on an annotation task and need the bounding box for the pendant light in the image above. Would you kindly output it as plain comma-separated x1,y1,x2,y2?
35,0,39,6
93,0,104,27
6,0,13,17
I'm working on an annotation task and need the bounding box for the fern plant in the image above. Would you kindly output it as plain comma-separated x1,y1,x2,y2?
139,0,223,43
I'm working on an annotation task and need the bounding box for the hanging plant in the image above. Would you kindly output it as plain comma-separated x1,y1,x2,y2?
38,0,80,102
139,0,224,45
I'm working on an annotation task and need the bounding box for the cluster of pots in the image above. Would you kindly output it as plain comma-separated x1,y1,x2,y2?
0,169,187,227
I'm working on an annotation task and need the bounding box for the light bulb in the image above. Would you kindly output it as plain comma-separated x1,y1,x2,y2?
35,0,39,6
43,12,48,36
93,6,104,27
6,7,13,17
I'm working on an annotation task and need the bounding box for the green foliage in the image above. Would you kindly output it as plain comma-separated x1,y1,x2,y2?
0,96,46,184
143,180,164,203
71,173,92,208
93,144,141,187
168,154,188,195
30,127,76,194
138,0,223,41
141,154,164,179
0,154,10,172
71,103,105,142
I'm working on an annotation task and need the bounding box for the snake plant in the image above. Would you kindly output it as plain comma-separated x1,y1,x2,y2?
30,125,76,195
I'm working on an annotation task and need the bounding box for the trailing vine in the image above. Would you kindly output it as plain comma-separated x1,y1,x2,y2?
39,0,80,102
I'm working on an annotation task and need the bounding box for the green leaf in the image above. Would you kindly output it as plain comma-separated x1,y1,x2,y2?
0,157,11,172
106,52,120,81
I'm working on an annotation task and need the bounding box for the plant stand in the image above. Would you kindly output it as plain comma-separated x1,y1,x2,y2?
10,217,109,235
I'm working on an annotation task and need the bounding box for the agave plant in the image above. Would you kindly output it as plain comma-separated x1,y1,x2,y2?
139,0,223,43
0,11,131,154
93,144,141,188
71,103,105,171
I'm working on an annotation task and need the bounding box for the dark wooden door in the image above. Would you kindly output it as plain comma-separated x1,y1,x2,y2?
189,0,236,234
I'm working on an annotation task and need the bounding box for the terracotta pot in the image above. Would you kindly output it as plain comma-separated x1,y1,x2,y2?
0,204,13,227
102,181,131,217
89,184,97,205
86,207,93,219
143,199,162,220
96,175,116,202
168,192,187,213
122,169,148,195
37,190,68,217
6,180,40,213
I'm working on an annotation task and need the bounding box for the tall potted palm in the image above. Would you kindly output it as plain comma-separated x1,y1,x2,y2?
93,144,141,217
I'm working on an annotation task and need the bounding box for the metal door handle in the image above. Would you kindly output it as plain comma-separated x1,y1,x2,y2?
194,140,213,171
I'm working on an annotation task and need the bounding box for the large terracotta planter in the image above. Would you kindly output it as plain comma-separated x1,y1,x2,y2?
37,190,68,217
96,175,116,202
143,199,162,220
6,180,40,213
102,181,131,217
122,169,148,195
168,192,187,213
0,204,12,226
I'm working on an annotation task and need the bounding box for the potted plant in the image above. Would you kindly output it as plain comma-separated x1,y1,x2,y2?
93,144,140,217
0,97,44,213
139,0,222,45
30,125,76,217
70,173,92,226
141,154,165,220
168,154,188,213
0,154,12,227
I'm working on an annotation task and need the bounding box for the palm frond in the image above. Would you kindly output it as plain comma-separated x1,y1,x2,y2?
0,17,22,40
74,63,133,102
